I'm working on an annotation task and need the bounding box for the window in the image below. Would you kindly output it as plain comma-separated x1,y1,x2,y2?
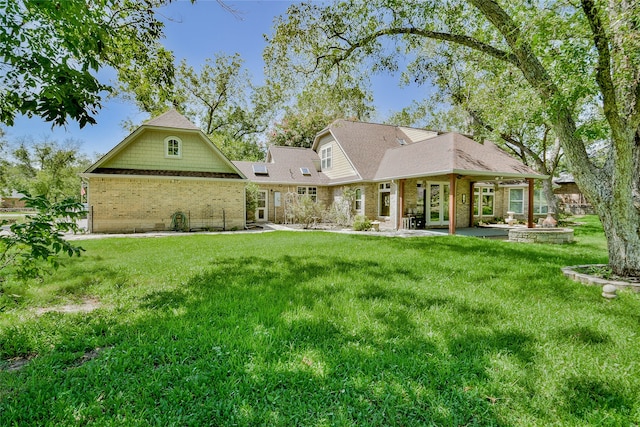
379,182,391,216
297,186,317,202
321,145,332,170
533,189,549,214
509,188,524,214
165,136,182,158
300,167,311,176
355,188,363,213
252,164,268,175
474,187,494,216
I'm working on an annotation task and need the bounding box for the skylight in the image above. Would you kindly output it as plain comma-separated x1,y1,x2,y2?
300,167,311,176
252,164,268,175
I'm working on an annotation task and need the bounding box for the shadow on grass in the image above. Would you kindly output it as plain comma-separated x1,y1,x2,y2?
1,230,635,426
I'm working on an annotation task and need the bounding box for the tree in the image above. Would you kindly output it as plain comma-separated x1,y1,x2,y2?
5,138,90,202
0,0,188,128
267,1,640,276
0,194,84,283
118,53,269,161
267,79,374,148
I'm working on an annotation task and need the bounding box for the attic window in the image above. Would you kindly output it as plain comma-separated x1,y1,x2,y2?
300,167,311,176
165,136,182,158
252,164,268,175
397,138,407,145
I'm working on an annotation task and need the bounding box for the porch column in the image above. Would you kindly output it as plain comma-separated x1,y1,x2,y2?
469,181,475,227
449,174,456,235
527,178,534,228
398,179,405,230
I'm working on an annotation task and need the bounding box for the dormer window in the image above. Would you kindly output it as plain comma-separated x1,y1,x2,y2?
321,145,332,170
165,136,182,158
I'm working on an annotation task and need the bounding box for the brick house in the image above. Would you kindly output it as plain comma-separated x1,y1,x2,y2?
235,120,548,233
81,110,246,233
83,111,547,234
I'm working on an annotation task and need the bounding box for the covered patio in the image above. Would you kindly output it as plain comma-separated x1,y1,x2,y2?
374,133,548,234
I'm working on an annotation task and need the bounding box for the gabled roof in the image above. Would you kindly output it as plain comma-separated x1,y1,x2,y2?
233,146,329,185
314,120,416,180
312,120,545,182
375,132,544,180
145,109,200,130
83,110,245,179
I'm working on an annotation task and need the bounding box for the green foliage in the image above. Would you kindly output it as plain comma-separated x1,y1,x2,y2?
288,195,324,228
265,0,640,275
245,182,260,222
0,0,174,127
266,79,374,148
352,214,371,231
5,138,90,202
0,194,84,283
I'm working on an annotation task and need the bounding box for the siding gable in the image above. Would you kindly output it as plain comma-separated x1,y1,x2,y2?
317,134,358,179
102,129,236,174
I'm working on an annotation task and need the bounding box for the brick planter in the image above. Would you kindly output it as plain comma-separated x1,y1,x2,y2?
508,227,574,244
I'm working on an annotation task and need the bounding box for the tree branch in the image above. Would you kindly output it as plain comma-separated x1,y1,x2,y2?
580,0,626,136
327,27,519,67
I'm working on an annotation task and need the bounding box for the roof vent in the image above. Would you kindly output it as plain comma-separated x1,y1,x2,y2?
397,138,407,145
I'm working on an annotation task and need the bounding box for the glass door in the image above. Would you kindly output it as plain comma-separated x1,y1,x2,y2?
255,190,267,221
427,183,450,226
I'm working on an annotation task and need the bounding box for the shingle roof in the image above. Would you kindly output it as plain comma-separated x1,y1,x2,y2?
320,120,413,180
233,146,329,184
145,109,200,130
374,132,543,180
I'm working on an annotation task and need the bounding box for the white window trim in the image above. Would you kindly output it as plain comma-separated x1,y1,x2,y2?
508,188,524,214
378,182,391,217
164,136,182,159
321,145,332,170
533,189,549,214
297,186,318,202
354,188,364,213
474,186,495,217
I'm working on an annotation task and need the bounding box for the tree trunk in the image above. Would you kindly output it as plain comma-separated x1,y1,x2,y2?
541,177,559,215
597,202,640,277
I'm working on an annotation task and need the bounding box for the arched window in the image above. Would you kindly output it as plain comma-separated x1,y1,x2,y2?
164,136,182,158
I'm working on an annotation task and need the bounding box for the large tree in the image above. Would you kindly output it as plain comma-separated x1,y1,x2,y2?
267,0,640,276
267,78,374,148
0,0,201,128
119,53,268,161
5,138,91,202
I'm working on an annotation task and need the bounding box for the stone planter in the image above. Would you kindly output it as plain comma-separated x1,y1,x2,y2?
508,227,574,244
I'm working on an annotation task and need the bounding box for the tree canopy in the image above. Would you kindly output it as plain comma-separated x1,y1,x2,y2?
267,0,640,275
0,0,185,128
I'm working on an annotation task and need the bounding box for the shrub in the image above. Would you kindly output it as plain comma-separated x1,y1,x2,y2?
353,215,371,231
0,194,84,284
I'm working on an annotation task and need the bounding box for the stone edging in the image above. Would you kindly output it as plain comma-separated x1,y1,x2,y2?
561,264,640,292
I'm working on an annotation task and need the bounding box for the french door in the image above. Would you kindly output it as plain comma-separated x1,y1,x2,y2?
255,190,268,221
426,182,450,226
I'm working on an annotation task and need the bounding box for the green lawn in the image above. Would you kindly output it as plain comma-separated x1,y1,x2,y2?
1,216,639,426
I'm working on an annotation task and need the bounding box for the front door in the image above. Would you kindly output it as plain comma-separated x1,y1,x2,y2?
256,190,268,221
426,182,450,226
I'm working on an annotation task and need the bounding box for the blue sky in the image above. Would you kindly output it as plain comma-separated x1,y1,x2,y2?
6,0,431,157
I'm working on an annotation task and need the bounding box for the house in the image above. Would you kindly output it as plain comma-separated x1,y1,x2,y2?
0,191,27,209
81,110,247,233
553,173,593,215
82,112,547,234
235,120,548,233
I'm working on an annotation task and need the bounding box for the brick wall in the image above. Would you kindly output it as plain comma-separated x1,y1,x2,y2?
88,176,245,233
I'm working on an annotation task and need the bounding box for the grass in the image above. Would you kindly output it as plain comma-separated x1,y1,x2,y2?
1,216,639,426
